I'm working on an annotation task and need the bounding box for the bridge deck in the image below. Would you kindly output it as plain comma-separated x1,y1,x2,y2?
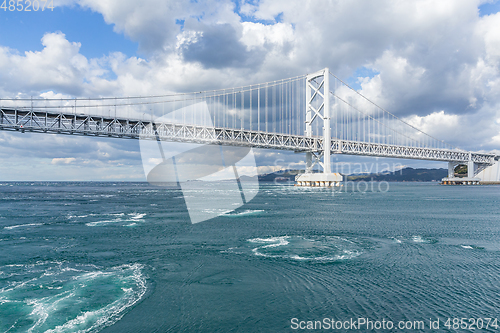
1,108,496,164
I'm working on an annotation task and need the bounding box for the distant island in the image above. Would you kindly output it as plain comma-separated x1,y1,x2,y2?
346,167,447,182
257,167,447,182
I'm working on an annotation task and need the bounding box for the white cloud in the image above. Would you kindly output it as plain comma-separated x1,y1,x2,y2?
51,157,76,164
477,12,500,64
2,0,500,180
0,32,89,95
240,22,295,50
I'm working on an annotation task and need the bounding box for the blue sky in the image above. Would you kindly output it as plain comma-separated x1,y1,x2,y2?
0,0,500,180
0,6,138,58
479,0,500,15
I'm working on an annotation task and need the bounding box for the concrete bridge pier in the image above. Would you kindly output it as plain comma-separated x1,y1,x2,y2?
442,155,500,185
468,153,476,179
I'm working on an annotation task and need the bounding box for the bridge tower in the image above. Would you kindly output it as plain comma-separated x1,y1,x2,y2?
295,68,343,187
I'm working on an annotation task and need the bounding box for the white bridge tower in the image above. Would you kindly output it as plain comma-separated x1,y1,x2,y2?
295,68,343,187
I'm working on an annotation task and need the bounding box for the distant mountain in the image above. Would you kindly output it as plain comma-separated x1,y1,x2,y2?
257,169,305,182
346,167,447,182
256,168,447,182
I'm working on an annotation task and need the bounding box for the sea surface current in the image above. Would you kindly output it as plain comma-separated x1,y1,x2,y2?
1,182,499,332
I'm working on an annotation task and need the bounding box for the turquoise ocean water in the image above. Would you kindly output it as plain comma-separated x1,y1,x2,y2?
1,182,500,332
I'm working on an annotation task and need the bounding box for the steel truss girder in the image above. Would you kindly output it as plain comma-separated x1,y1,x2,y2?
0,108,319,152
0,108,496,165
331,139,495,164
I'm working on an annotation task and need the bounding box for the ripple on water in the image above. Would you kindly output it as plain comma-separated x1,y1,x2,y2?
85,213,146,227
247,235,369,262
0,262,147,332
223,210,264,217
411,235,437,243
390,235,438,244
3,223,43,230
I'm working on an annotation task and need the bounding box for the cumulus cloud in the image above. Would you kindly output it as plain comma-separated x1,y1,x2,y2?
51,157,77,164
178,22,265,69
72,0,183,53
2,0,500,180
0,32,89,96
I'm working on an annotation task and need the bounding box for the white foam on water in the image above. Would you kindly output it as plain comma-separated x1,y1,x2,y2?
4,223,43,230
49,264,146,333
110,213,125,217
4,263,27,267
251,237,290,256
85,213,146,227
200,208,233,214
129,213,146,220
248,236,364,262
412,236,426,243
391,237,403,244
248,236,290,244
27,290,77,333
85,219,122,227
288,250,361,261
261,238,290,249
223,210,264,217
0,263,147,333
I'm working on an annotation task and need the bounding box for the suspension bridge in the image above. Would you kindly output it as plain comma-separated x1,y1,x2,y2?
0,68,498,185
